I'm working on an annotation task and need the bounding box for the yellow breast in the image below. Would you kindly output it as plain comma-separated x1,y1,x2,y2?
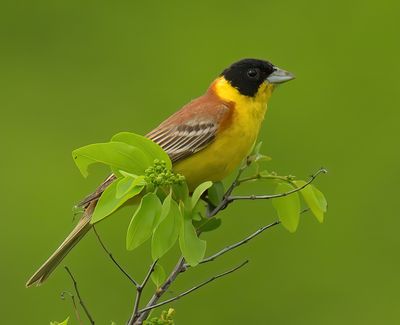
173,78,274,190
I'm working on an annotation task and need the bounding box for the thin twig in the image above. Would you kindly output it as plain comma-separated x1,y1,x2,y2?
64,267,95,325
186,220,280,268
228,168,327,202
230,168,327,201
131,257,186,324
209,167,326,218
129,259,159,323
190,209,310,269
142,260,159,289
137,260,249,315
61,291,82,325
92,225,139,288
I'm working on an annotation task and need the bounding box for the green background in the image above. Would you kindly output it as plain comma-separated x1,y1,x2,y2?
1,0,399,324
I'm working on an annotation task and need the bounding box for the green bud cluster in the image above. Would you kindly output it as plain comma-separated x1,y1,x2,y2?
144,159,185,186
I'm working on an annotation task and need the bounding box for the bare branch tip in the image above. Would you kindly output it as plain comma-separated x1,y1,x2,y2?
240,260,249,268
316,167,328,175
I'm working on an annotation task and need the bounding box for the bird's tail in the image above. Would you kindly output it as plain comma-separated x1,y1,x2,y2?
25,202,95,287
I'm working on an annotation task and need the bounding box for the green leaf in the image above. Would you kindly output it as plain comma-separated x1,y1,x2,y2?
157,192,172,225
207,181,225,206
179,218,206,266
126,193,162,250
191,181,213,210
72,142,149,177
194,217,222,232
151,197,182,259
293,180,324,223
50,317,69,325
172,182,189,204
91,179,145,224
312,185,328,213
116,175,146,199
272,182,300,233
151,264,166,288
111,132,172,169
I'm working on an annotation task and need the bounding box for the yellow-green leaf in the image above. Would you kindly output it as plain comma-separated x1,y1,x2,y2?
194,217,222,232
116,175,146,199
157,192,172,226
312,185,327,213
172,182,189,205
72,142,149,177
179,218,206,266
293,180,324,223
126,193,162,250
191,181,213,210
151,198,182,259
111,132,171,169
272,182,300,233
91,179,144,224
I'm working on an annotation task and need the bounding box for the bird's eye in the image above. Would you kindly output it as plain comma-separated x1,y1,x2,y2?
247,68,259,79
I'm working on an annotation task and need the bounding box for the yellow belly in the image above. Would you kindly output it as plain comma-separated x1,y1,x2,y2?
173,80,271,190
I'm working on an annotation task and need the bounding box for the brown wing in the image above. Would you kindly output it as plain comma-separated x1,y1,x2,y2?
147,94,232,163
148,122,217,163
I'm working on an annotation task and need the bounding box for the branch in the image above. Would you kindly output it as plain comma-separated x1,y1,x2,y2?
228,168,327,202
209,167,326,218
192,209,310,268
128,259,159,324
129,163,321,322
188,220,280,268
93,225,139,288
137,260,249,315
131,257,186,325
64,267,95,325
133,218,284,322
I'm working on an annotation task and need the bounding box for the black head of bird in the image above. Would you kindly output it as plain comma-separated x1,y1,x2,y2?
221,58,295,97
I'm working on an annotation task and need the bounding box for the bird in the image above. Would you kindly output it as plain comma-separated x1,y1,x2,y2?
26,58,294,287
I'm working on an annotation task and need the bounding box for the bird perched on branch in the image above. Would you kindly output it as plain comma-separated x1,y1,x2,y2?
26,58,294,287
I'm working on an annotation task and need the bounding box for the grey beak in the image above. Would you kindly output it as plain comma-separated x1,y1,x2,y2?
266,67,295,84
